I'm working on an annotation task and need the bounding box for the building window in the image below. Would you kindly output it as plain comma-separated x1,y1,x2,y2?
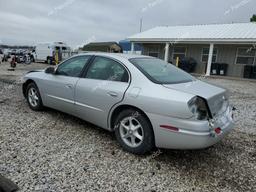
235,48,256,65
201,48,218,63
172,47,186,60
148,52,159,58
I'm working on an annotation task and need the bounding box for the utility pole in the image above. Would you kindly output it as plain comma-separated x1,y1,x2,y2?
140,18,143,32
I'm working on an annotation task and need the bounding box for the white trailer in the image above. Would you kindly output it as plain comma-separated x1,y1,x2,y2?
34,42,71,64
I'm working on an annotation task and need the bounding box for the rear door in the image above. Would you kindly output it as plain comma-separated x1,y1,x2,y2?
75,56,130,129
41,55,91,114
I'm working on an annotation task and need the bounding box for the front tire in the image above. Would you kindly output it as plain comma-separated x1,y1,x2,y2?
26,83,44,111
114,109,154,155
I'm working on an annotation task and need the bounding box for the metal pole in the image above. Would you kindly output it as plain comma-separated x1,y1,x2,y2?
206,43,214,76
140,18,143,32
131,42,135,54
164,43,170,62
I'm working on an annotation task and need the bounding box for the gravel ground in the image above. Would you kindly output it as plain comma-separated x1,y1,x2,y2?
0,62,255,192
0,61,47,83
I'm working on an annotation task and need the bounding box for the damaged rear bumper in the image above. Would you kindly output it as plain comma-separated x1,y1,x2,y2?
147,106,235,150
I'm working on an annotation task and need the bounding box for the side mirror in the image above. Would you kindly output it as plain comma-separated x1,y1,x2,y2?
45,67,56,74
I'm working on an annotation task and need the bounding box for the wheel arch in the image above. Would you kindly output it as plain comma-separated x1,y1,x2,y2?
109,105,155,139
22,79,36,98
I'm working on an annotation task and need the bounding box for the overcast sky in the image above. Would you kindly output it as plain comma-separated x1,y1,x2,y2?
0,0,255,48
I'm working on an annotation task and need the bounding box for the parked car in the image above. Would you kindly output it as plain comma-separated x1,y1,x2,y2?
2,49,11,61
15,52,25,63
22,53,235,154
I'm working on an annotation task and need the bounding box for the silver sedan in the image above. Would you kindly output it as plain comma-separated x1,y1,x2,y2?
22,53,235,154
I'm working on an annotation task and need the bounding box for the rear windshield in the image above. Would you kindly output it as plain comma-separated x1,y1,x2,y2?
129,58,195,84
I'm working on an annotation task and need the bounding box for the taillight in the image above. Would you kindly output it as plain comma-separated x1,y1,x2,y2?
214,127,222,135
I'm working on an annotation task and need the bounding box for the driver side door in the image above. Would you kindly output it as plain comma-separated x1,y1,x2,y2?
41,55,91,115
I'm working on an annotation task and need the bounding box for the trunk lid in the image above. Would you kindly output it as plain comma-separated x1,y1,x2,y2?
163,80,227,117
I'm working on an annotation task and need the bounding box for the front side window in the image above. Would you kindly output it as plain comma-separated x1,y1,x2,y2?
172,47,186,61
201,48,218,63
130,58,195,84
85,57,129,82
235,48,256,65
56,56,90,77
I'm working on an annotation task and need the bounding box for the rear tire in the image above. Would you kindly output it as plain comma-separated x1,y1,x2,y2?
114,109,154,155
26,83,44,111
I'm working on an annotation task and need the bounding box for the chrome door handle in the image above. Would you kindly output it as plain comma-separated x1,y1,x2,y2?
107,91,118,97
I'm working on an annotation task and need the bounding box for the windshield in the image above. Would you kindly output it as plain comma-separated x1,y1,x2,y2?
129,58,195,84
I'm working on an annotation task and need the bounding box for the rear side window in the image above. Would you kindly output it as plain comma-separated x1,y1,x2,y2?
129,58,195,84
85,57,129,82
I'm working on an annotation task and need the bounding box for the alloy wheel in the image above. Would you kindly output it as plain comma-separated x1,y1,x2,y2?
119,117,144,148
28,87,39,107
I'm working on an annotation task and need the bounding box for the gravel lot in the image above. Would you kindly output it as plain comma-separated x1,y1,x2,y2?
0,62,255,192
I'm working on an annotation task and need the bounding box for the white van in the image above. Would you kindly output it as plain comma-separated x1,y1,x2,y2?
34,42,71,64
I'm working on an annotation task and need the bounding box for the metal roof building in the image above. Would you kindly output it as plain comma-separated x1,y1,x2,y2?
82,42,123,53
128,23,256,78
129,23,256,43
119,40,142,54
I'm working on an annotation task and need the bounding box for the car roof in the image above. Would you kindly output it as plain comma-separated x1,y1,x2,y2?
76,52,150,60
